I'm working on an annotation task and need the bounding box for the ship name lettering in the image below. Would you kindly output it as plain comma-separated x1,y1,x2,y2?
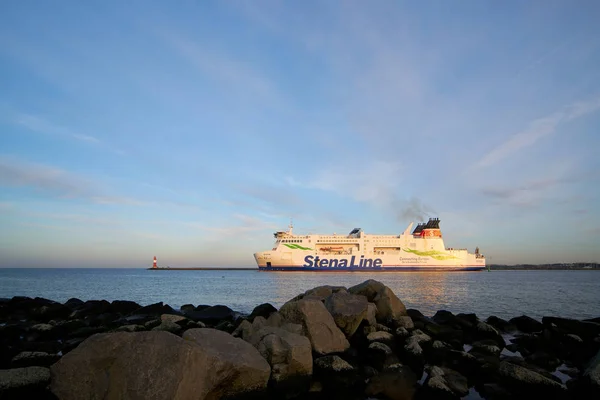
303,255,382,269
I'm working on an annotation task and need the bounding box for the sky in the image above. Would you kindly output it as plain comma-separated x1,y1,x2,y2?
1,0,599,268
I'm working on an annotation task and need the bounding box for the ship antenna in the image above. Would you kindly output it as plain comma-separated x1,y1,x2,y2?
288,217,294,234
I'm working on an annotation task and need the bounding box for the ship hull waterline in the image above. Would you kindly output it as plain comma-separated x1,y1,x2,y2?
258,265,486,272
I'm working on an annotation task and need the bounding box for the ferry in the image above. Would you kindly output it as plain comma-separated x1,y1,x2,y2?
254,218,486,271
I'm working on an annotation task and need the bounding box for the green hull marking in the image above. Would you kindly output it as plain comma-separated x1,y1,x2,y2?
403,248,457,260
283,244,313,250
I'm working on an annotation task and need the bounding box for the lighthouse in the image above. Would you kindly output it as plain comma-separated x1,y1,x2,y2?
152,256,157,269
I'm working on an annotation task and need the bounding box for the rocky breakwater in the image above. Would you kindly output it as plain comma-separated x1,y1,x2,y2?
0,279,599,400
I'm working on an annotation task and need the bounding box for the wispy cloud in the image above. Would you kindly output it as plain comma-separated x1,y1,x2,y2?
0,157,144,205
157,30,281,104
0,156,91,198
294,160,403,206
186,214,278,239
11,112,126,155
475,97,600,168
15,113,101,144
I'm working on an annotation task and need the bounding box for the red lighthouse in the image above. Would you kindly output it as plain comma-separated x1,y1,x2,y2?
152,256,157,269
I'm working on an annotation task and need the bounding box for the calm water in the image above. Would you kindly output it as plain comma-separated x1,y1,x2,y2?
0,269,598,321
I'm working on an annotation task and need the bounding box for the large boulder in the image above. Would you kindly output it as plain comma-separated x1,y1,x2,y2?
279,299,350,355
324,291,369,338
50,330,270,400
348,279,407,324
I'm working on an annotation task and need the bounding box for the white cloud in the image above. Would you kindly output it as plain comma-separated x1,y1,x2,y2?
475,98,600,168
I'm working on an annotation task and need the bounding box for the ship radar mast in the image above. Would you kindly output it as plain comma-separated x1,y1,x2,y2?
288,218,293,234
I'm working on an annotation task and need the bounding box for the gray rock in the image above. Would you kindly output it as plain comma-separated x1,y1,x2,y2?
11,351,61,368
114,324,145,333
0,366,51,398
498,360,566,397
324,291,368,338
365,363,417,400
424,365,469,398
348,279,407,324
583,348,600,395
367,331,395,348
364,303,377,326
51,330,271,400
151,320,182,334
279,298,349,355
247,326,313,385
160,314,187,324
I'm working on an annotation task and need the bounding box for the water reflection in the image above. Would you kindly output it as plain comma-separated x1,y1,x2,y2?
0,269,598,320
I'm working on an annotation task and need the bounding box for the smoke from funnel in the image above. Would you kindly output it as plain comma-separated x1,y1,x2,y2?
397,197,435,222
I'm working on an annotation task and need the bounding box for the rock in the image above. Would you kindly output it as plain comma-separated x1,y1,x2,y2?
324,291,368,338
471,340,502,357
28,323,57,341
69,300,111,318
580,348,600,397
180,304,195,312
31,303,71,322
432,310,456,325
66,326,106,339
64,298,83,309
314,355,360,396
141,319,160,330
365,363,418,400
368,342,398,370
402,330,431,377
444,350,480,380
114,324,146,333
232,320,253,340
395,327,411,339
396,316,414,330
367,331,395,349
497,360,567,398
247,326,312,388
473,321,505,348
422,321,463,343
509,315,543,333
455,313,479,330
160,314,187,325
349,279,408,324
151,320,182,334
486,315,517,333
109,300,141,315
0,366,51,399
51,330,270,400
130,302,177,317
364,303,377,326
184,328,272,394
525,350,561,371
11,351,61,368
279,298,350,355
542,316,600,340
248,303,278,321
422,365,469,399
184,305,236,324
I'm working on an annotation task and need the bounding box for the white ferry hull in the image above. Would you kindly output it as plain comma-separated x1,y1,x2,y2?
254,218,486,272
254,252,486,272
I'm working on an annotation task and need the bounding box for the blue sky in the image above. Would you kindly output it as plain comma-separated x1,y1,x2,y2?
1,0,599,267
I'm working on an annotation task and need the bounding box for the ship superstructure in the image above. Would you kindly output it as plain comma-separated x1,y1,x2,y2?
254,218,486,271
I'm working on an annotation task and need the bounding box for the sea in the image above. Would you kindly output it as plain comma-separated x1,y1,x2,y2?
1,268,599,321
